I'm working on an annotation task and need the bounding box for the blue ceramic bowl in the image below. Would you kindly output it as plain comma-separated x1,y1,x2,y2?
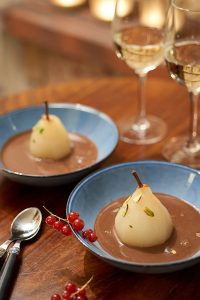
0,103,119,186
67,161,200,274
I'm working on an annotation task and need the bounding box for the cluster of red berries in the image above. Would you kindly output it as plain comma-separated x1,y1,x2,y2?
51,280,89,300
45,210,97,243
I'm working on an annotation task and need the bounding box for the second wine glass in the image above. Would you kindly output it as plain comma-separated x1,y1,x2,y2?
112,0,169,144
162,0,200,168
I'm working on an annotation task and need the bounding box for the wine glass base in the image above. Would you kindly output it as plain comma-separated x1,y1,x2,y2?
121,115,167,145
162,136,200,169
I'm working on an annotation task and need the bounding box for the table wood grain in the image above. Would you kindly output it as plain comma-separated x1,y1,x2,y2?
0,76,199,300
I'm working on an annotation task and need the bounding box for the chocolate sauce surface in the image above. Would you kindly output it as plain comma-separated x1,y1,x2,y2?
95,194,200,263
1,130,98,176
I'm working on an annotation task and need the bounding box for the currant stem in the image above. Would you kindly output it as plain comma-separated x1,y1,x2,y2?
70,276,93,298
132,170,143,188
43,206,69,223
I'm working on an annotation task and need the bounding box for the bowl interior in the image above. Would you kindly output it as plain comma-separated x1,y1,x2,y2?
0,103,119,185
67,161,200,272
0,103,118,163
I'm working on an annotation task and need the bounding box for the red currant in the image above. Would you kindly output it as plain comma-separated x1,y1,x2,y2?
82,229,93,239
68,211,79,223
74,295,87,300
63,290,72,299
51,294,61,300
65,282,77,294
88,232,97,243
53,220,64,231
45,215,57,226
61,224,72,236
72,218,84,231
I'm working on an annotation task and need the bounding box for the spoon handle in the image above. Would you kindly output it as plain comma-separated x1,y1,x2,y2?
0,241,21,300
0,240,13,258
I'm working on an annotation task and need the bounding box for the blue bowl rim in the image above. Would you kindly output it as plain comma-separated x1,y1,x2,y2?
67,160,200,269
0,102,119,179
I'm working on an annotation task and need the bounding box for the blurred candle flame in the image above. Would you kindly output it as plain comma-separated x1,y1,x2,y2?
89,0,132,22
50,0,86,8
140,0,166,28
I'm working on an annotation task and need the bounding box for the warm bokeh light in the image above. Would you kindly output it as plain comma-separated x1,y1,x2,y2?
50,0,86,8
89,0,132,22
140,0,167,28
90,0,116,21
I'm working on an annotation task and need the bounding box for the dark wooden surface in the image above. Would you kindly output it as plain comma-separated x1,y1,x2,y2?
0,76,199,300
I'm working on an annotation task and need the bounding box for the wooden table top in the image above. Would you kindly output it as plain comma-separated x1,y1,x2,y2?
0,76,199,300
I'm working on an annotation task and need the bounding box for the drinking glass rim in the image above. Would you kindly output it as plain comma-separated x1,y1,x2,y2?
172,0,200,13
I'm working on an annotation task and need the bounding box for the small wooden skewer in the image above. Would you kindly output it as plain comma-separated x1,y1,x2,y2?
44,101,50,120
132,170,143,188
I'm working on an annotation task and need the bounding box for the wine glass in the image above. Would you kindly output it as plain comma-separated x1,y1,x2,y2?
112,0,169,144
162,0,200,168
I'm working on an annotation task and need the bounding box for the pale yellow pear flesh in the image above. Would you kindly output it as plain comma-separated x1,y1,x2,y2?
115,185,173,248
30,114,72,160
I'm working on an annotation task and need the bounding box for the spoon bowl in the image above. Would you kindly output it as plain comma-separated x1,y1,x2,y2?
11,207,42,240
0,207,42,258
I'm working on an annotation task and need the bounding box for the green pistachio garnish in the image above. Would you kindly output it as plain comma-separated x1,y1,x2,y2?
144,207,154,217
122,203,129,217
33,126,44,134
32,139,36,143
39,128,44,134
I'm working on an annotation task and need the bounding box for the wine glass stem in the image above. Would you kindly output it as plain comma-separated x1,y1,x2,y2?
138,74,146,119
188,92,199,146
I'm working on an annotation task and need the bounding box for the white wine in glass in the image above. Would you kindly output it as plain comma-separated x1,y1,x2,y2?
162,0,200,168
112,0,169,144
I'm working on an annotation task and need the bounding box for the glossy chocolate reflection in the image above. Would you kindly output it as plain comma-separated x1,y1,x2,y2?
95,194,200,263
1,130,98,176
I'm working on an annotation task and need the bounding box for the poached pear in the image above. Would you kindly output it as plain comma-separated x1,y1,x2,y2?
115,171,173,248
30,102,72,160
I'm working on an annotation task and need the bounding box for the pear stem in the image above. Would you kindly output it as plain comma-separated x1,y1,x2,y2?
132,171,143,188
44,101,50,120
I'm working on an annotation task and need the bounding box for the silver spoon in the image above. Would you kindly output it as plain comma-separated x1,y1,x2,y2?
0,207,42,300
0,207,42,258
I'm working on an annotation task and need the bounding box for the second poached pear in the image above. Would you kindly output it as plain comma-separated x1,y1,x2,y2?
115,184,173,248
